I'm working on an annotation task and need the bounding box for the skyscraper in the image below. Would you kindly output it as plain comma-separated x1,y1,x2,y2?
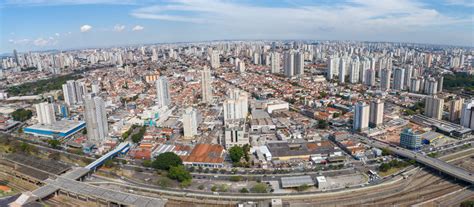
353,102,370,132
449,98,464,122
294,51,304,76
62,80,86,106
84,94,108,143
283,51,294,77
183,107,198,138
393,68,405,91
404,66,413,90
201,66,213,103
365,69,376,87
13,49,20,66
400,128,421,150
338,58,346,83
271,52,280,74
327,56,339,80
369,99,384,127
210,50,220,69
349,58,360,83
35,102,56,125
424,96,444,120
460,100,474,129
223,89,248,123
156,76,171,109
380,68,391,91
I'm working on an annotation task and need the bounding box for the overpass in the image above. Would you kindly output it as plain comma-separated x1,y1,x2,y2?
359,137,474,184
9,141,167,207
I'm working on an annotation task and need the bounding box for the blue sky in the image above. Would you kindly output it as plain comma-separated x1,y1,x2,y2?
1,0,473,53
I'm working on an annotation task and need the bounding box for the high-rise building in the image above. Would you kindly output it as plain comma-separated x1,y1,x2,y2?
449,98,464,122
35,102,56,125
201,66,212,103
393,68,405,91
426,78,438,95
369,99,384,127
365,69,376,87
327,56,339,80
400,128,421,150
294,51,304,76
223,89,248,123
156,77,171,109
62,80,87,106
404,66,413,90
271,52,280,73
424,96,444,120
84,94,108,143
13,49,20,66
283,51,294,77
338,58,346,83
353,102,370,132
224,119,248,149
349,58,360,83
210,50,220,69
183,107,198,138
460,100,474,129
380,68,391,91
409,77,421,93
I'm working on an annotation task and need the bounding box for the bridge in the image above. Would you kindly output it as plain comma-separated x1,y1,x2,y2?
359,137,474,184
10,142,166,207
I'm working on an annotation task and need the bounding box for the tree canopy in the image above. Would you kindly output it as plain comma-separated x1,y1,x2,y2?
152,152,183,171
229,146,244,163
168,165,191,182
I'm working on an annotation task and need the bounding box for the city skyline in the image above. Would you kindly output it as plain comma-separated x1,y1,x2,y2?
2,0,474,53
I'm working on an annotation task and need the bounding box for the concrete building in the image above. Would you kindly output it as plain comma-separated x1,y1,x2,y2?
393,68,405,91
62,80,86,106
327,56,339,80
182,107,198,138
223,89,248,123
155,76,171,109
460,100,474,129
369,99,384,127
449,98,464,122
271,52,280,74
424,96,444,120
210,50,220,69
400,128,421,150
338,58,346,83
353,102,370,131
283,51,294,77
349,58,360,83
35,102,56,125
380,68,391,91
224,119,248,149
84,94,108,143
201,66,212,103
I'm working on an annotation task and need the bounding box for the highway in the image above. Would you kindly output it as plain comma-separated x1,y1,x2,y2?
359,136,474,184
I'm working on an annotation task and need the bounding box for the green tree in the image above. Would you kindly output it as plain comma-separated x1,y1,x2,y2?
229,146,244,163
168,165,191,182
251,183,268,193
11,109,33,122
142,160,152,168
317,120,329,129
48,139,61,149
460,200,474,207
156,177,173,188
240,188,249,193
229,175,243,182
297,184,311,191
152,152,182,171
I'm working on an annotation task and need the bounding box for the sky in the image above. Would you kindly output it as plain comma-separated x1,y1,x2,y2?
1,0,473,53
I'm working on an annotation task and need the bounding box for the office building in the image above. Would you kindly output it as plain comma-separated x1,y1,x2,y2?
156,76,171,109
369,99,384,127
353,102,370,131
424,96,444,120
460,100,474,129
84,94,108,143
449,98,464,122
35,102,56,125
201,66,213,103
223,89,248,122
224,119,249,149
183,107,198,138
400,128,421,150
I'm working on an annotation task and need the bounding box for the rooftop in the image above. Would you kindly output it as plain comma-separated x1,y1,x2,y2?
182,143,224,164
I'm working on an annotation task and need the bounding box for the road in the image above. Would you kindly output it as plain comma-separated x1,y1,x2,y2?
359,136,474,184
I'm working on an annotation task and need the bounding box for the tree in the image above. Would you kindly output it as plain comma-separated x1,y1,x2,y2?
381,148,392,156
11,109,33,122
48,151,61,161
142,160,152,168
240,188,249,193
297,184,311,192
152,152,182,171
156,177,173,188
229,175,243,182
251,183,268,193
48,139,61,149
229,146,244,163
460,200,474,207
104,159,116,168
168,165,191,182
317,120,329,129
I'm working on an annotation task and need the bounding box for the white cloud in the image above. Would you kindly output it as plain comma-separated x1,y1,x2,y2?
445,0,474,7
4,0,138,6
132,25,144,31
80,24,92,32
8,38,30,45
55,33,60,37
33,38,49,46
114,24,126,32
